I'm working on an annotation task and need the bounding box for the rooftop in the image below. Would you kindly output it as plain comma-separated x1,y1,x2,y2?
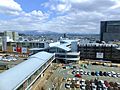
0,51,54,90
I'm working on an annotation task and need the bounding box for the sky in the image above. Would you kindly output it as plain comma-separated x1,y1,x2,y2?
0,0,120,34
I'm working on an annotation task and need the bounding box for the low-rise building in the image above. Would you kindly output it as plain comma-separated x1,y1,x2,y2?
78,43,120,63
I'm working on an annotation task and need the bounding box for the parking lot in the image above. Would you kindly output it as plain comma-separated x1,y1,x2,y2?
44,62,120,90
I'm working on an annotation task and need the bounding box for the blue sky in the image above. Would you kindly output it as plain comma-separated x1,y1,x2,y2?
15,0,48,12
0,0,120,34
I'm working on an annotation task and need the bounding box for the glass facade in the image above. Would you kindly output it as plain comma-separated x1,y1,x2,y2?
100,21,120,41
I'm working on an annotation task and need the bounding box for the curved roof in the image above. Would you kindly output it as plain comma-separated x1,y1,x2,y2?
49,42,71,52
52,45,71,51
0,51,54,90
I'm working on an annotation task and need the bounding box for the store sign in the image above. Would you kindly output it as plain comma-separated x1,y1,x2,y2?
96,52,104,58
22,47,27,53
17,47,22,53
13,47,16,52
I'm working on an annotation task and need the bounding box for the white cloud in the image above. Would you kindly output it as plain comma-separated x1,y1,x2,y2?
39,0,120,33
110,0,120,9
69,0,90,3
0,0,22,15
0,9,49,31
42,0,71,12
0,0,120,34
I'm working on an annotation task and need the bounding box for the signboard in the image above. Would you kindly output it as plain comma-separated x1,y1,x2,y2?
13,47,16,52
96,52,104,58
22,47,27,53
13,47,27,53
16,47,22,53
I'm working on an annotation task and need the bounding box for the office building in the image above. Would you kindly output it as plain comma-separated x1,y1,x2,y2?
0,37,2,51
4,31,19,42
12,32,19,41
100,21,120,42
78,43,120,63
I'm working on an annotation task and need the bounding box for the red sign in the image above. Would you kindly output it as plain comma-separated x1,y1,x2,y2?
16,47,21,53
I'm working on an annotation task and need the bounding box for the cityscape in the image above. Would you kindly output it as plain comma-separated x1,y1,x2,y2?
0,0,120,90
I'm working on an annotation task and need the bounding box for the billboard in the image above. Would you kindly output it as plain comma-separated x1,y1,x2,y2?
12,47,27,53
13,47,16,52
16,47,22,53
22,47,27,53
96,52,104,58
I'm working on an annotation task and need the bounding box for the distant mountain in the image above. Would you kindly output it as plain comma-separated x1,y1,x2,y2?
1,30,100,36
11,30,60,35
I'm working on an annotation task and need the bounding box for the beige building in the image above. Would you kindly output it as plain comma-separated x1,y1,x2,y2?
4,31,19,41
12,32,19,41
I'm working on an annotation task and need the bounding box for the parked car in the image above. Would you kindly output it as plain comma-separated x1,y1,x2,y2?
91,83,97,90
70,82,75,88
104,80,110,87
103,72,107,76
80,84,86,90
95,71,99,76
99,71,103,76
111,71,117,78
87,71,91,76
102,84,108,90
72,70,76,75
75,74,82,78
67,78,71,81
91,72,95,76
84,71,87,75
117,73,120,78
74,81,80,88
107,72,112,77
65,83,71,88
79,69,84,75
80,79,85,85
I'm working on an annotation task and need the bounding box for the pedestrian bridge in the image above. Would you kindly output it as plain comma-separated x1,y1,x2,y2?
0,51,55,90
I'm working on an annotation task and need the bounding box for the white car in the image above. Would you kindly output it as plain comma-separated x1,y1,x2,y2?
79,69,84,75
84,71,87,75
102,84,108,90
80,79,85,85
65,83,71,88
111,71,117,78
107,72,112,77
91,83,97,90
117,73,120,78
80,84,86,90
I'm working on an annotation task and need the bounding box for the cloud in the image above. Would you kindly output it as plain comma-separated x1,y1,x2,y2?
39,0,120,33
0,0,22,15
0,0,120,34
110,0,120,9
40,11,105,34
42,0,71,12
0,10,49,31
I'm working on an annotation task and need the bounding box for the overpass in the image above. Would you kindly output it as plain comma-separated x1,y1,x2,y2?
0,51,55,90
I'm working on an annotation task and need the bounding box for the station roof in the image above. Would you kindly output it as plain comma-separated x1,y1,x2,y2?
49,39,78,52
29,48,46,51
0,51,54,90
61,39,79,44
53,44,71,51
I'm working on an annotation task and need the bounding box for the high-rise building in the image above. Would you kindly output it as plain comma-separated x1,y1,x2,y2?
100,21,120,42
4,31,13,40
12,32,19,41
4,31,19,42
0,37,2,51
